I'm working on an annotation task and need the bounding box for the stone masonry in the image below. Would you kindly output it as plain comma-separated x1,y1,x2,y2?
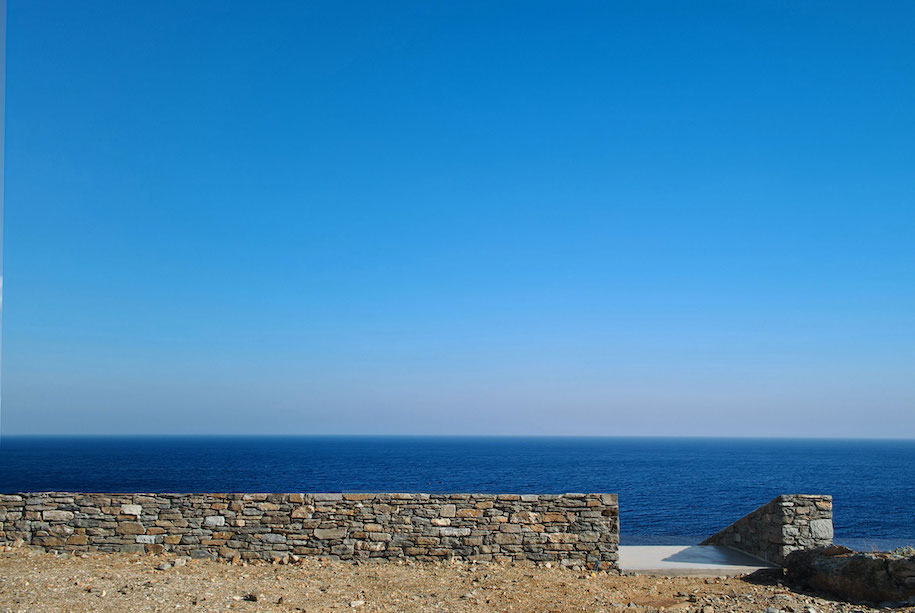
701,494,833,565
0,493,619,568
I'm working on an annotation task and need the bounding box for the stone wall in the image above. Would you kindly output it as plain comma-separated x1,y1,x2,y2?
0,493,619,568
701,494,833,565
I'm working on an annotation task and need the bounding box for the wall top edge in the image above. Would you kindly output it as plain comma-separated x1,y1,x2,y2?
3,492,619,498
773,494,832,501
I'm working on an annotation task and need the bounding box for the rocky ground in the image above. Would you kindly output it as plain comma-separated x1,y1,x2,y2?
1,547,912,613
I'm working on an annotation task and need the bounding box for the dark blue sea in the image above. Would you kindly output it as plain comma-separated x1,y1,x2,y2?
1,436,913,550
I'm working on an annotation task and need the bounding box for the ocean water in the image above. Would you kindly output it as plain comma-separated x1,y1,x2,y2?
1,436,913,549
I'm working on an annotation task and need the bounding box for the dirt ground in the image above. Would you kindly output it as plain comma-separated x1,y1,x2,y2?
0,547,910,613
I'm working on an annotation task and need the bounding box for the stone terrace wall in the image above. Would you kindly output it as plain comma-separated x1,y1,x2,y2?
0,493,619,568
701,494,833,565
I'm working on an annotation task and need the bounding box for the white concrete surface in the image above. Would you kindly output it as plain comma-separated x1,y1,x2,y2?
618,545,776,576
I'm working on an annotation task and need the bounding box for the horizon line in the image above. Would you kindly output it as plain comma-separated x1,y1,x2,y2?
3,433,915,441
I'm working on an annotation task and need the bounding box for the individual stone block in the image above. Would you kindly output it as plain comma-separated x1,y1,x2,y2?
42,510,74,522
313,494,343,501
548,533,579,543
262,533,286,544
291,506,313,518
495,533,522,545
343,494,375,501
314,528,346,539
810,519,833,540
456,509,483,518
510,511,541,524
116,522,145,535
439,527,471,537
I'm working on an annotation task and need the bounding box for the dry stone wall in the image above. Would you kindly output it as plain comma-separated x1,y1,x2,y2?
0,493,619,568
701,494,833,565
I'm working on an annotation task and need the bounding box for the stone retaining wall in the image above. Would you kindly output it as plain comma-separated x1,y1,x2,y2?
0,493,619,568
701,494,833,565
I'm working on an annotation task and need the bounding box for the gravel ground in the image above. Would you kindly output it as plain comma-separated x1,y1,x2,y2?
0,547,911,613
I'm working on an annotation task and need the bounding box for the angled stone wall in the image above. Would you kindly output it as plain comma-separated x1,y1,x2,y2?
0,492,619,568
701,494,833,565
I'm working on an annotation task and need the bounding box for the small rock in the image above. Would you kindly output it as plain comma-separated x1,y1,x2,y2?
190,550,216,560
350,600,365,608
702,606,714,613
242,593,258,602
156,563,172,571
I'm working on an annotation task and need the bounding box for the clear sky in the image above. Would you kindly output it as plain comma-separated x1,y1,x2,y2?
4,1,914,436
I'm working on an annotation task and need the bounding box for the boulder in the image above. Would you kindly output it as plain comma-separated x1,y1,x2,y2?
786,546,915,604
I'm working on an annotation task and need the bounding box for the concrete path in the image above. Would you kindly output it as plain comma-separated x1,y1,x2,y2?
618,545,776,576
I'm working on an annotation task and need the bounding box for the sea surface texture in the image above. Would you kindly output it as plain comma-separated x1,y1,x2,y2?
1,436,912,549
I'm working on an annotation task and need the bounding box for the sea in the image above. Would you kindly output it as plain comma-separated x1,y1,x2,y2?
1,436,912,550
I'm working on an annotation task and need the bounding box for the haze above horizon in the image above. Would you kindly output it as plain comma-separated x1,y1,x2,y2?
4,1,914,437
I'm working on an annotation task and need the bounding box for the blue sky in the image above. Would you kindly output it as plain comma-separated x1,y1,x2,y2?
3,1,914,436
